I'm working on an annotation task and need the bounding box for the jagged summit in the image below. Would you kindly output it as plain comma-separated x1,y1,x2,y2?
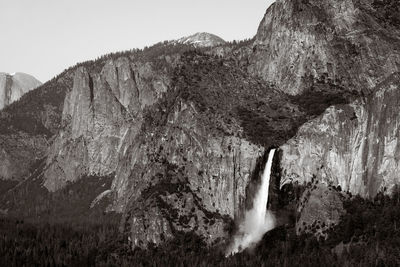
0,72,42,110
174,32,226,47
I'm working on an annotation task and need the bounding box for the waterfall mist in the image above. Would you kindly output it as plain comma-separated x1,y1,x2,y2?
227,149,276,256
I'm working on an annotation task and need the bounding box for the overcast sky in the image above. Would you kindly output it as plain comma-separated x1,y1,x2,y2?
1,0,274,82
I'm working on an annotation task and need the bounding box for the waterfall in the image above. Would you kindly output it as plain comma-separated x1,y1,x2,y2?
227,148,276,256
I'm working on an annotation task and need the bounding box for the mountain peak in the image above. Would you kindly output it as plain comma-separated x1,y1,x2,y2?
175,32,226,47
0,72,42,110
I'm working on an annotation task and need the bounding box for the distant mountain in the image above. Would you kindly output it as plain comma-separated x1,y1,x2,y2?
0,72,41,109
174,32,226,47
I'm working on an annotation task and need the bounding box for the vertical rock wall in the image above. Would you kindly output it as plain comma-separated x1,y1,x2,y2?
281,74,400,197
250,0,400,95
43,58,169,191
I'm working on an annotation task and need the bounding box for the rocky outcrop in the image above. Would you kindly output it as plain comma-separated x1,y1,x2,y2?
296,181,346,239
0,72,41,110
43,57,170,191
281,73,400,197
175,32,226,48
250,0,400,95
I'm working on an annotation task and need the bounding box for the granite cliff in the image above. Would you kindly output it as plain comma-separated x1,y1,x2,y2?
281,73,400,198
251,0,400,96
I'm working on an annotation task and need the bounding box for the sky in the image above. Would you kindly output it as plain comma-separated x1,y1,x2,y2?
0,0,274,82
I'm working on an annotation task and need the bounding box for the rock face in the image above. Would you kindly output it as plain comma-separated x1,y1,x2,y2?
0,72,42,109
281,73,400,197
175,32,226,48
250,0,400,95
43,57,170,191
296,181,345,239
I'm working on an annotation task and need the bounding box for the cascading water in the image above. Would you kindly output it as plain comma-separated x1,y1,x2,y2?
227,148,276,256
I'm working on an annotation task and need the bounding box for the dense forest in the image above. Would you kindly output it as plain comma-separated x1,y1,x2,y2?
1,187,400,266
